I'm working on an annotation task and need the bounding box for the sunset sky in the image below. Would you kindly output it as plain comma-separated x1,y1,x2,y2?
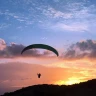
0,0,96,95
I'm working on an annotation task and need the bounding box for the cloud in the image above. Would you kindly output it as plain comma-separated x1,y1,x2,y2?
63,40,96,59
0,1,46,27
43,50,52,56
43,2,96,20
43,7,72,19
50,22,88,32
0,39,6,50
0,0,96,33
0,23,11,29
41,2,96,33
0,38,53,58
0,42,39,58
0,10,29,25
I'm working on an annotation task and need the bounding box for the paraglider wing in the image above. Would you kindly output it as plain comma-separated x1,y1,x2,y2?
21,44,59,56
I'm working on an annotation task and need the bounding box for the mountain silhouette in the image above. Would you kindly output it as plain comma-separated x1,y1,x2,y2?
1,79,96,96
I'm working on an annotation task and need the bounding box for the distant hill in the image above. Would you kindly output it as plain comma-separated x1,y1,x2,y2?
1,79,96,96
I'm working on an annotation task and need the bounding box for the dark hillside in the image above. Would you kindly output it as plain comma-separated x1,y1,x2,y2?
1,79,96,96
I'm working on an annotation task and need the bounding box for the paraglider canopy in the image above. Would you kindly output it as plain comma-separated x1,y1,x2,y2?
21,44,59,56
21,44,59,79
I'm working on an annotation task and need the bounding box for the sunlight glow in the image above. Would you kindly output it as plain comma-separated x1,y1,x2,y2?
55,77,82,85
65,78,81,85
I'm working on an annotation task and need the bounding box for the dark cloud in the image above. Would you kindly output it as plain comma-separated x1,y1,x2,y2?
43,50,52,56
0,43,40,58
63,40,96,59
0,38,51,58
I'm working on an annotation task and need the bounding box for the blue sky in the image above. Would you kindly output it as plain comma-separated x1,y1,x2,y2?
0,0,96,49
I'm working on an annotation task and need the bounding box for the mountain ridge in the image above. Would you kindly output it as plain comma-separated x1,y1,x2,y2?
1,79,96,96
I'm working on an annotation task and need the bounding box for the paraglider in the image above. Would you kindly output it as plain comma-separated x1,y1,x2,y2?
21,44,59,78
21,44,59,56
37,73,41,78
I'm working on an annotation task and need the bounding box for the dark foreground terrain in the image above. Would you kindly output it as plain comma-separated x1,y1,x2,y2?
1,79,96,96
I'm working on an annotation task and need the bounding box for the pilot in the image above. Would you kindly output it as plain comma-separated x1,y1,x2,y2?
37,73,41,78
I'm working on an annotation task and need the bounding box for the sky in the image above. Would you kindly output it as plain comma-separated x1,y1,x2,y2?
0,0,96,95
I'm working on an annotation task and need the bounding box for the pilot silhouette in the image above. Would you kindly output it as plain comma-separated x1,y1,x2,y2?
37,73,41,78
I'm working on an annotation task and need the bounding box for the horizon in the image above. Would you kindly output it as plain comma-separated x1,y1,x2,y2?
0,0,96,95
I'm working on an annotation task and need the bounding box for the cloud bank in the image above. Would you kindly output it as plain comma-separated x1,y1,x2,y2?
1,38,96,59
0,38,51,58
63,40,96,59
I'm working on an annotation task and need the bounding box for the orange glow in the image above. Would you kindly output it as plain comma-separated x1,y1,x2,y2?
65,78,81,85
54,77,84,85
0,57,96,89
